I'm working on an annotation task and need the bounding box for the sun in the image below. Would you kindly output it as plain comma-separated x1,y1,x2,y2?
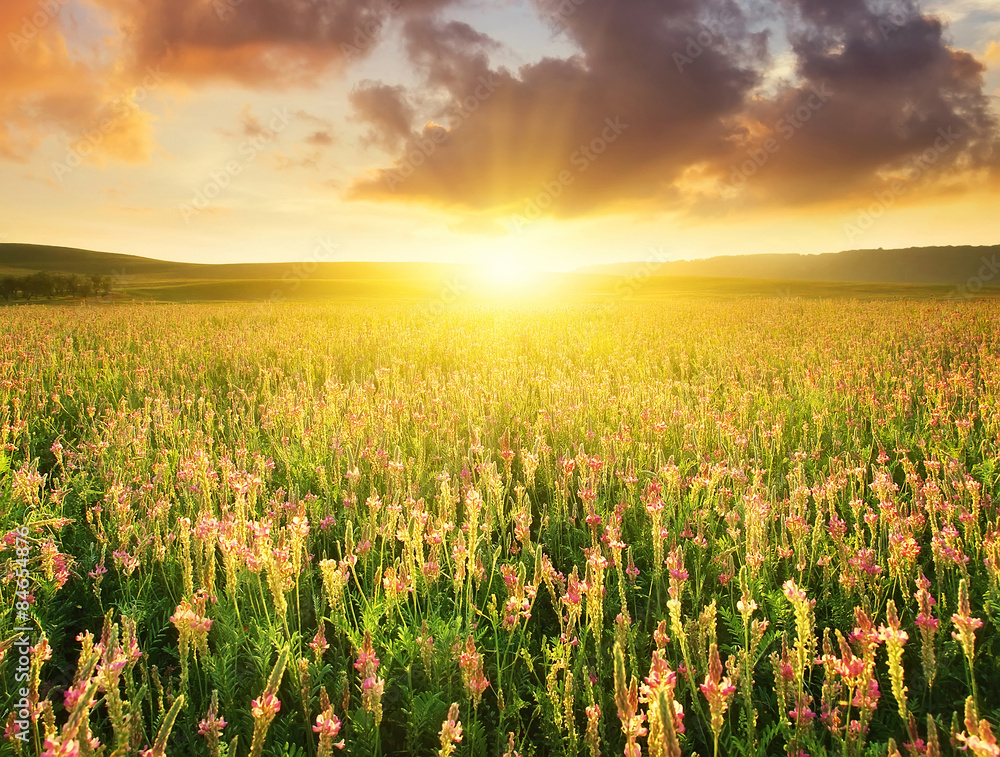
478,254,539,291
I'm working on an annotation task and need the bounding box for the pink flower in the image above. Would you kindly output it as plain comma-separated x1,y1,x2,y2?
699,644,736,737
313,709,346,751
251,693,281,720
438,702,464,756
455,635,489,707
88,561,107,579
313,711,343,737
41,737,80,757
309,622,330,660
354,648,380,675
198,715,228,736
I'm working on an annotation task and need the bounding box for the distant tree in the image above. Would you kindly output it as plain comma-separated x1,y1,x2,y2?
22,272,43,300
0,271,115,301
65,274,82,296
40,272,57,299
52,273,74,297
0,276,17,301
74,275,94,298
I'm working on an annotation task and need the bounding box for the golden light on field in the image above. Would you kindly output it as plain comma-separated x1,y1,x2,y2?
475,251,543,296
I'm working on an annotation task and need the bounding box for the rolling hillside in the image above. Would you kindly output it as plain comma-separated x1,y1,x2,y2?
1,242,997,301
0,243,467,283
578,244,1000,285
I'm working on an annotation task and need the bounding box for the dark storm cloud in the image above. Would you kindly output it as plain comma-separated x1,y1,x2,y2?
713,0,999,204
348,0,999,217
349,0,768,213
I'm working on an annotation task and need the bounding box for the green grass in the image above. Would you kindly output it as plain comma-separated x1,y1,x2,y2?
3,299,1000,756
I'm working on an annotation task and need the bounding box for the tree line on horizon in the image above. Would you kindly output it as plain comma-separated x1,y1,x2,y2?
0,272,114,301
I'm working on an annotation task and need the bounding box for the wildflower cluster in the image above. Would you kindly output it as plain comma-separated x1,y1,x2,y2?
1,300,1000,755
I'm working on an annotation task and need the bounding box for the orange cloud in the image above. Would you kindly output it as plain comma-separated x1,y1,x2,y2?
985,41,1000,67
91,0,456,89
1,0,157,167
2,0,449,168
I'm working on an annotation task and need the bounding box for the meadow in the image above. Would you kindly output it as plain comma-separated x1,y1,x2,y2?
1,299,999,757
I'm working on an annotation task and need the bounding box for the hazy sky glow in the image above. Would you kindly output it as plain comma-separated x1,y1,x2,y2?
0,0,998,269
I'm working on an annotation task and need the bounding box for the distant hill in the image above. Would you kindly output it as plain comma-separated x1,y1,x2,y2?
0,243,466,283
2,242,998,302
579,245,1000,285
4,242,998,286
0,244,184,278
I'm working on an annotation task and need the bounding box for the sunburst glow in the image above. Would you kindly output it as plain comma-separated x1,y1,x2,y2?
477,254,540,292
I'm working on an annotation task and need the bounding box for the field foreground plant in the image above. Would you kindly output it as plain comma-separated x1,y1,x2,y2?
1,299,1000,757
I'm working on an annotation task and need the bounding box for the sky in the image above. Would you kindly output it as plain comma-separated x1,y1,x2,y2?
0,0,998,271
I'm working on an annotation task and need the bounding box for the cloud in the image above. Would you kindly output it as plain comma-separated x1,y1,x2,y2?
5,0,996,224
985,40,1000,66
293,110,336,147
347,0,999,221
306,130,335,146
707,0,999,206
349,82,417,151
272,150,323,170
346,1,766,215
238,104,271,139
0,0,157,165
92,0,457,89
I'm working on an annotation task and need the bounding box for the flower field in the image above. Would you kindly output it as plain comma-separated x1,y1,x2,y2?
2,300,1000,757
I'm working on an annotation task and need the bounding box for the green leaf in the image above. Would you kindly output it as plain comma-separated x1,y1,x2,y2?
272,743,308,757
